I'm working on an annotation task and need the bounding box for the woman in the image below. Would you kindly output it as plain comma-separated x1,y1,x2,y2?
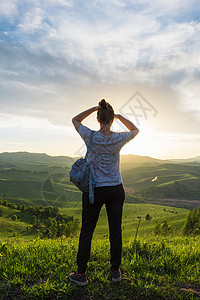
69,99,139,286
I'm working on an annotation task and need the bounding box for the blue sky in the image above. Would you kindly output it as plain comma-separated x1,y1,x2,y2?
0,0,200,159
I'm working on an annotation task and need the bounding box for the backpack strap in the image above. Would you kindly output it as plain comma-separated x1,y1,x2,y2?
89,170,95,204
85,130,95,204
85,130,95,160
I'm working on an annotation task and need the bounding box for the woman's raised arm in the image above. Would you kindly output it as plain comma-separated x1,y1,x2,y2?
72,106,99,132
115,114,139,138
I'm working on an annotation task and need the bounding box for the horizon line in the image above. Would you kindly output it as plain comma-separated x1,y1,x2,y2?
0,150,199,161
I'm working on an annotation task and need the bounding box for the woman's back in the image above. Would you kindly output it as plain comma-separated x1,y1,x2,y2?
79,125,134,187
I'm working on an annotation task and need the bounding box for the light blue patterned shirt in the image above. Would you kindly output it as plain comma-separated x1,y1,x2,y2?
78,125,134,187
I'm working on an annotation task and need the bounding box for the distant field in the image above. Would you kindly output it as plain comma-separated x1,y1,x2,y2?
0,203,188,239
0,152,199,300
0,152,200,209
0,169,81,207
0,206,33,238
60,203,188,239
121,162,200,200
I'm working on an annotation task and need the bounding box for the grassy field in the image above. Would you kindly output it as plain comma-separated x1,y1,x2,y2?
0,169,81,207
0,236,200,299
121,162,200,200
0,202,199,299
0,152,200,298
60,203,188,240
0,205,34,238
0,202,188,239
0,152,200,207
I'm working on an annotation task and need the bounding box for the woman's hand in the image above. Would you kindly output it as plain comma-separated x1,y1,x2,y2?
72,106,100,132
114,113,139,137
114,114,120,119
93,106,100,111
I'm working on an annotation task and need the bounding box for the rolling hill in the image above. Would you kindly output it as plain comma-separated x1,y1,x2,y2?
0,151,75,166
0,152,200,208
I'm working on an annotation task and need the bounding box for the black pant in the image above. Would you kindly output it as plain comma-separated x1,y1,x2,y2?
77,183,125,274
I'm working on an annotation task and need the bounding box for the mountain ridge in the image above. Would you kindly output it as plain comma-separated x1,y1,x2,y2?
0,151,75,166
0,151,200,208
0,151,199,165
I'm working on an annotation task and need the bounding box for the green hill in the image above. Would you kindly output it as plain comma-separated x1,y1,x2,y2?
0,201,188,240
0,152,200,208
168,156,200,165
122,162,200,202
0,153,199,300
0,205,33,238
0,151,75,166
0,199,199,299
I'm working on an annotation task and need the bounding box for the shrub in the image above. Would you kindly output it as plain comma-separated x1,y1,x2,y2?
182,208,200,236
11,214,17,221
33,206,40,216
20,204,25,212
154,220,172,235
31,215,37,225
52,207,59,217
145,213,151,221
3,200,8,207
10,203,16,209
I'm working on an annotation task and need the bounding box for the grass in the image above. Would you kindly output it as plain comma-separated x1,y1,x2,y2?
0,236,200,299
0,202,198,299
60,203,188,239
1,155,200,205
0,202,188,240
121,162,200,200
0,206,33,238
1,153,200,298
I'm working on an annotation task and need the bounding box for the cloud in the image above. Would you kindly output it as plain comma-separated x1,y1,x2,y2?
2,1,200,83
0,0,200,129
0,0,200,157
14,3,198,86
17,7,45,33
174,76,200,119
0,113,58,129
0,0,18,18
0,112,75,155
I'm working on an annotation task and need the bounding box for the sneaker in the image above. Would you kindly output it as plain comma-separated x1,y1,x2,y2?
111,269,122,282
69,271,88,286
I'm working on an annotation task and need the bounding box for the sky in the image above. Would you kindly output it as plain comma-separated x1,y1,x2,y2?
0,0,200,159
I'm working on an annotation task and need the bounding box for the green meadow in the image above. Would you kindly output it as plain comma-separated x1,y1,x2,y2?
0,202,188,239
60,202,188,239
0,234,200,299
0,152,200,209
1,202,197,299
0,152,200,299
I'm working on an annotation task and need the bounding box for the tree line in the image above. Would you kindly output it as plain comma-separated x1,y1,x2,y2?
0,198,79,238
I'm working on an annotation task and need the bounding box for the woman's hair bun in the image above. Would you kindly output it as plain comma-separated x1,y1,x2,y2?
99,99,107,109
97,99,114,124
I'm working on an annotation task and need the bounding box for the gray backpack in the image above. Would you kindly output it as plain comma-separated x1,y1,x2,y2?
69,131,96,203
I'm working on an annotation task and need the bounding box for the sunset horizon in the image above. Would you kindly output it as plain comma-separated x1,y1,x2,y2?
0,149,199,161
0,0,199,159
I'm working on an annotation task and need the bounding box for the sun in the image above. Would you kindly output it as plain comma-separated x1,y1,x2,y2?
121,130,155,157
111,120,166,159
111,120,157,157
